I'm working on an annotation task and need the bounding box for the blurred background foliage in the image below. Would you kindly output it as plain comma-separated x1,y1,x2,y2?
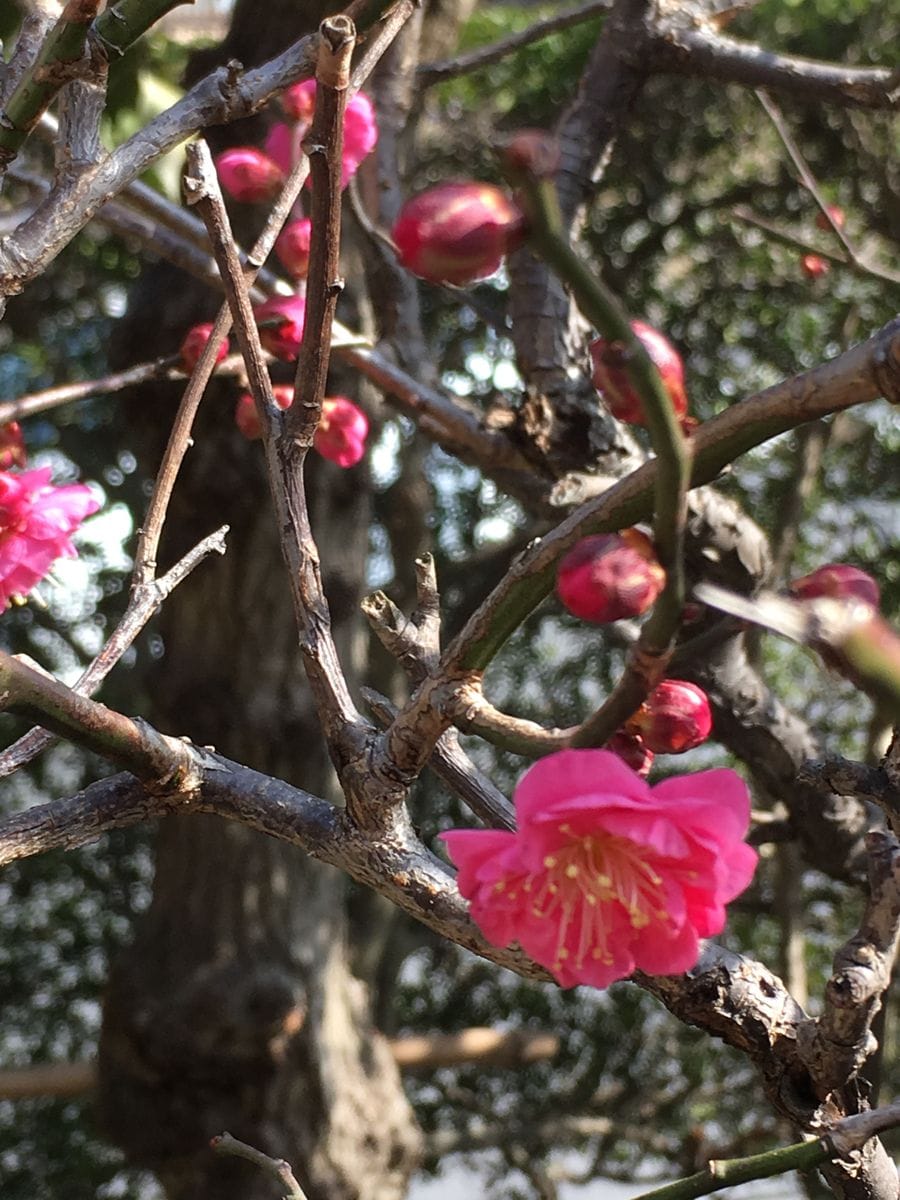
0,0,898,1196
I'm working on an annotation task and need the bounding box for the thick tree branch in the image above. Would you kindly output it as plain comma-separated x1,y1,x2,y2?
657,22,900,110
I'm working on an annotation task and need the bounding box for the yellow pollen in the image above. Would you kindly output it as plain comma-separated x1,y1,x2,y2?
586,894,597,906
597,874,612,887
543,855,557,869
565,864,579,878
557,948,569,960
494,881,505,893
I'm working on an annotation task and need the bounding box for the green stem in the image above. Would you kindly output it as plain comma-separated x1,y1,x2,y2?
507,163,692,745
0,0,103,169
92,0,190,56
633,1137,826,1200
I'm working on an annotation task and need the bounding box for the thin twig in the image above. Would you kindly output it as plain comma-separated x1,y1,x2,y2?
756,90,867,266
0,526,229,778
211,1133,308,1200
183,137,365,755
417,0,611,87
362,689,516,831
0,652,198,783
0,0,103,172
287,16,355,441
131,153,310,585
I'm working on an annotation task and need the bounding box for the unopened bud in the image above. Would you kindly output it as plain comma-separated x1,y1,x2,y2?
605,729,654,777
314,398,369,468
179,323,229,374
801,254,829,280
627,680,712,754
557,530,666,624
275,218,312,280
815,204,845,232
280,79,316,123
215,147,285,204
0,422,26,469
392,182,526,286
502,130,560,180
590,320,689,427
789,563,879,609
235,385,293,440
254,295,306,362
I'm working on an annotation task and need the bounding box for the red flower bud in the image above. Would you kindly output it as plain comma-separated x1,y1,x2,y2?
314,398,369,468
801,254,829,280
589,320,689,427
557,530,666,624
178,323,229,374
392,182,526,286
605,729,654,777
280,79,317,123
789,563,880,609
0,422,26,469
503,130,560,180
214,148,285,204
627,680,712,754
275,218,312,280
235,385,293,440
815,204,845,232
254,294,306,361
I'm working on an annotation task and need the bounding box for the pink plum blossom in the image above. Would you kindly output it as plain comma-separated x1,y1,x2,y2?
266,84,377,189
442,749,757,989
0,467,100,608
314,398,368,467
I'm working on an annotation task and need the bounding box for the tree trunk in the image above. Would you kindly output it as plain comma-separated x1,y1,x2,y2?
96,2,421,1195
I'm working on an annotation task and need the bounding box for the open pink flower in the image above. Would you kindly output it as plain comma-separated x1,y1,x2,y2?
442,749,756,989
314,397,368,467
0,467,99,608
266,84,377,189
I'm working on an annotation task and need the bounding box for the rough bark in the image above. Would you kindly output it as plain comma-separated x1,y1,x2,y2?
96,2,421,1196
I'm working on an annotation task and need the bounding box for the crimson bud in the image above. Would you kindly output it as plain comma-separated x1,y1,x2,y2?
392,182,526,286
605,729,654,778
801,254,829,280
314,398,369,468
557,529,666,624
214,148,285,204
789,563,879,609
590,320,689,427
275,218,312,279
179,323,229,374
0,422,26,469
235,385,293,440
627,680,712,754
815,204,845,232
254,294,307,361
